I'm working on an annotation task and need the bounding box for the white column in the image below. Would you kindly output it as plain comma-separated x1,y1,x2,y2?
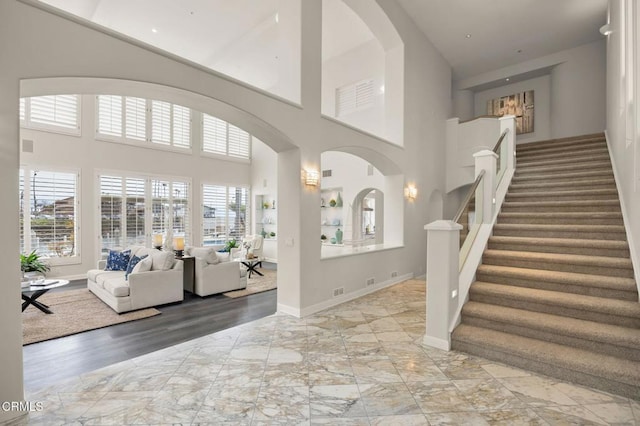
423,220,462,351
473,150,497,224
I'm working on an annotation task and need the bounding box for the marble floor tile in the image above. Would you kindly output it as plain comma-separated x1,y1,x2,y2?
358,382,422,417
21,280,640,426
309,384,366,418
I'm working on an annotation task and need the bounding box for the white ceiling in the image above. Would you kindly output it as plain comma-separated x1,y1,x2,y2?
40,0,609,85
396,0,609,81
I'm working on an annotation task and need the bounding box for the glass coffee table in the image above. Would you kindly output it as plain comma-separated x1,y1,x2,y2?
21,279,70,314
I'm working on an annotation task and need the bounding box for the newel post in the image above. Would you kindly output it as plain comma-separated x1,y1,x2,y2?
424,220,462,351
473,150,498,223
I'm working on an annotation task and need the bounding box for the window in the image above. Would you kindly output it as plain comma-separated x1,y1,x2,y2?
99,173,191,254
202,184,249,245
96,95,191,149
202,114,251,159
19,167,79,262
20,95,81,135
336,79,374,117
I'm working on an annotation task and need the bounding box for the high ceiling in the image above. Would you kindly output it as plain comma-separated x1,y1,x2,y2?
40,0,608,84
396,0,609,81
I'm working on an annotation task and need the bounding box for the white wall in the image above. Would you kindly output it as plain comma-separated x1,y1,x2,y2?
322,39,386,137
19,93,251,279
0,0,451,414
474,76,551,144
458,40,606,142
251,137,279,261
605,0,640,289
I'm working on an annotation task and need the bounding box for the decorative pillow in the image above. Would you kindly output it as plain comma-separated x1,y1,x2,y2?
151,251,175,271
126,254,149,279
216,251,230,263
190,247,219,264
132,255,153,274
105,249,131,271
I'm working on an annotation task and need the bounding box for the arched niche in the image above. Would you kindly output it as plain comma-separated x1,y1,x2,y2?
320,149,403,257
321,0,404,145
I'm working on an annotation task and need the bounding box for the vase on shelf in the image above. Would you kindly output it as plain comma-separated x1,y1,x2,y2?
336,192,343,207
335,228,343,244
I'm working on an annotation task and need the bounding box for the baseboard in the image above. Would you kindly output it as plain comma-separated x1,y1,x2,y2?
298,273,414,318
277,303,301,318
604,130,640,293
423,334,451,351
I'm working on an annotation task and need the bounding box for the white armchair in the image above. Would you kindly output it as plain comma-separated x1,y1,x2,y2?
186,246,247,297
239,235,264,278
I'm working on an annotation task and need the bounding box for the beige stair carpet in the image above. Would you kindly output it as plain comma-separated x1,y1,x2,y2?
451,133,640,400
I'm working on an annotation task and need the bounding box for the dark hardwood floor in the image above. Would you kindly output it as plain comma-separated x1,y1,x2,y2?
23,267,277,391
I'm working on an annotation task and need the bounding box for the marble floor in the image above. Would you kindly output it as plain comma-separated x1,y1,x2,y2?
13,280,640,425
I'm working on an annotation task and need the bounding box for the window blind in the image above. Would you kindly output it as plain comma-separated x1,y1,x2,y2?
228,124,250,159
201,184,249,244
97,95,123,137
125,97,146,141
336,79,374,117
28,95,80,131
125,177,146,247
151,101,171,146
172,105,191,149
100,175,124,250
202,113,228,155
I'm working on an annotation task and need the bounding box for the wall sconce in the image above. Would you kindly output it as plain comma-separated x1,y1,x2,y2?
405,185,417,200
599,24,612,36
173,235,185,258
304,169,319,187
153,233,163,250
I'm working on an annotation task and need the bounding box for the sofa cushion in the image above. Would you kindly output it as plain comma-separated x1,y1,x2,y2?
132,255,153,274
189,247,219,264
88,270,121,288
96,271,124,288
126,254,148,280
216,251,230,263
103,277,130,297
151,251,175,271
105,249,131,271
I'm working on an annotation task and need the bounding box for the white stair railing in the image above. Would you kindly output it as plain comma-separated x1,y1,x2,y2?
423,116,515,351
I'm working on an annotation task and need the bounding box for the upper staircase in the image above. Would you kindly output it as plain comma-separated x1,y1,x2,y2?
451,133,640,399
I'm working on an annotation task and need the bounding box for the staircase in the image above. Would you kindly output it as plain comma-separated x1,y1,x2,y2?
451,133,640,399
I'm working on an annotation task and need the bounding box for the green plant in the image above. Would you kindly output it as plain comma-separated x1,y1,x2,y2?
320,234,327,240
223,239,240,252
329,199,337,207
20,250,50,274
269,231,276,237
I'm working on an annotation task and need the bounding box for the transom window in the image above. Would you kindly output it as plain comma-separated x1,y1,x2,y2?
20,95,81,135
202,114,251,160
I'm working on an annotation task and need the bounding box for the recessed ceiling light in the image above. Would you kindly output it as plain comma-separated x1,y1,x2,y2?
151,28,158,33
505,78,510,82
275,13,279,24
465,34,471,38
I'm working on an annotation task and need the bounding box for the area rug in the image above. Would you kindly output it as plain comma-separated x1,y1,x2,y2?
22,288,160,345
223,268,277,298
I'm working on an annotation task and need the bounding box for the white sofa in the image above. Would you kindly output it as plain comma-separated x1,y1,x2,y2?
88,246,184,313
186,246,247,297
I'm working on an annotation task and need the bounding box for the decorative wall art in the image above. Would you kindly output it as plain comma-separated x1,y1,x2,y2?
487,90,534,134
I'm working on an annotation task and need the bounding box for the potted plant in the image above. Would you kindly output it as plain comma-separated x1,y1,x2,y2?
20,250,50,282
321,234,327,241
222,239,239,253
269,231,276,238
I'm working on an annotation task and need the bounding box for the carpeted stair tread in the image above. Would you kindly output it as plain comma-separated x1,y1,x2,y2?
492,223,627,241
517,154,611,168
515,161,612,176
496,212,624,226
477,264,637,293
509,178,616,191
506,188,619,201
500,200,621,213
487,235,629,257
511,169,614,183
451,325,640,396
517,147,610,163
470,282,640,321
483,249,633,270
516,142,608,159
462,301,640,351
517,134,605,151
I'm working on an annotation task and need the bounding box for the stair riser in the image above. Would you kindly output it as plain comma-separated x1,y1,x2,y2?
460,316,640,362
475,272,638,301
482,256,634,278
492,227,627,240
451,339,640,399
509,183,617,192
512,172,614,184
517,139,606,154
501,205,621,213
496,216,624,226
506,193,619,202
469,292,640,328
515,164,612,177
517,155,611,169
487,240,629,258
517,149,610,163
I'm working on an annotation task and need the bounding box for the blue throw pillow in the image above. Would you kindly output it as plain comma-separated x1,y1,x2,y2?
105,249,131,271
125,254,148,280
